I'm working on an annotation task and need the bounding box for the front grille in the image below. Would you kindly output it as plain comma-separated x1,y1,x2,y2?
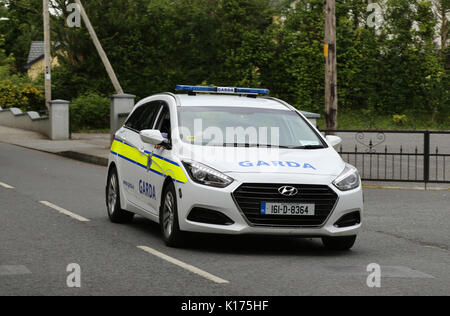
232,183,338,227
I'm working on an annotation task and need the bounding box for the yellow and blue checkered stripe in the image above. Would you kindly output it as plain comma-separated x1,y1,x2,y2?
110,138,187,184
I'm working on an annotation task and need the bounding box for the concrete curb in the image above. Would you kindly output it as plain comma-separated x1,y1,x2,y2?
57,151,108,167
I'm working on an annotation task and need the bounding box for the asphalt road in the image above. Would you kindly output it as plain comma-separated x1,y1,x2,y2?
0,143,449,296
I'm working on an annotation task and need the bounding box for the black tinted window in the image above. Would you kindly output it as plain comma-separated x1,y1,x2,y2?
125,101,161,131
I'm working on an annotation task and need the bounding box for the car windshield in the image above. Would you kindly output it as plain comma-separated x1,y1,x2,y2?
177,106,325,149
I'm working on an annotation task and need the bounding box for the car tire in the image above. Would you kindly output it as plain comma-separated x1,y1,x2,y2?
160,182,185,248
106,167,134,224
322,235,357,251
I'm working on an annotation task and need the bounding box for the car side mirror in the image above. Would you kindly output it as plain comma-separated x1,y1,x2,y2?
140,129,166,145
326,135,342,147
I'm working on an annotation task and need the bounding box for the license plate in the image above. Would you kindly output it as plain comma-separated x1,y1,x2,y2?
260,202,315,216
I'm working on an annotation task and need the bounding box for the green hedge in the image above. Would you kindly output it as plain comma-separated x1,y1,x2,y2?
70,93,110,131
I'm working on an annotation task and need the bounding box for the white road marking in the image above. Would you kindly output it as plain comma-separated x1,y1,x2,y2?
0,265,31,276
137,246,229,284
39,201,90,222
0,181,14,189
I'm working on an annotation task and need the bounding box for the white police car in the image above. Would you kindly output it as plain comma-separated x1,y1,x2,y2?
106,85,363,250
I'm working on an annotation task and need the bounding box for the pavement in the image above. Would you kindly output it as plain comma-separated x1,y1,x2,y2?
0,125,110,166
0,142,449,296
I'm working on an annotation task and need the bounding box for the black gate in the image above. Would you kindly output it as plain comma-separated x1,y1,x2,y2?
321,130,450,184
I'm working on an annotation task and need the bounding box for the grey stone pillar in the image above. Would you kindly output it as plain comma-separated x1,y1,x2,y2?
49,100,70,140
110,94,135,142
300,111,321,128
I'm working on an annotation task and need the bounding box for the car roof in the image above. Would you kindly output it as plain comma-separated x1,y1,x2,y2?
174,94,290,111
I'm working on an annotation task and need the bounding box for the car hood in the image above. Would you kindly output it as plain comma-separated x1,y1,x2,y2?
178,144,345,177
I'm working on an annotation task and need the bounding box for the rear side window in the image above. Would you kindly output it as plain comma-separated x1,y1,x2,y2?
125,101,161,131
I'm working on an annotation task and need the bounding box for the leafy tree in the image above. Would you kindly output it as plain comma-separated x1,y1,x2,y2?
261,0,324,112
0,0,447,128
377,0,441,116
0,0,43,73
48,0,274,99
0,34,14,80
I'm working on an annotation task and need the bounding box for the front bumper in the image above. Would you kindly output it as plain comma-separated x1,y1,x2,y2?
176,173,363,237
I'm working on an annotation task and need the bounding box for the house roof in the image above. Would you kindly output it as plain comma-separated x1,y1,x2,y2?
25,41,45,69
24,41,61,70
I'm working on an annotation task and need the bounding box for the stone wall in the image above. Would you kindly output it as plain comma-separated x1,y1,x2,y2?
0,100,70,140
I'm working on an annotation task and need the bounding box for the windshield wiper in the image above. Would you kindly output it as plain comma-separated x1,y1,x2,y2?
200,143,324,149
291,145,325,149
221,143,290,148
221,143,324,149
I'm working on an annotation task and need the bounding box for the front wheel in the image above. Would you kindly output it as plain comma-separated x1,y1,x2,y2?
322,236,357,251
106,168,134,223
160,182,185,247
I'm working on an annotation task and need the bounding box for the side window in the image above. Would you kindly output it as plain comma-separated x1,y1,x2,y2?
154,104,171,139
140,101,162,130
125,106,146,131
125,101,162,132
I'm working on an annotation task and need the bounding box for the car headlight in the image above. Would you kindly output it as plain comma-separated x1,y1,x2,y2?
333,164,360,191
182,160,234,188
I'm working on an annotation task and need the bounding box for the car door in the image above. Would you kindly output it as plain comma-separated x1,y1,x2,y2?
119,101,162,208
115,104,146,203
135,102,173,215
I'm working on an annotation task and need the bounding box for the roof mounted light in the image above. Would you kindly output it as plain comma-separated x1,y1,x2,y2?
176,85,269,96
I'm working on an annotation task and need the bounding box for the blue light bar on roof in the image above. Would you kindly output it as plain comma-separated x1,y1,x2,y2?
176,85,269,95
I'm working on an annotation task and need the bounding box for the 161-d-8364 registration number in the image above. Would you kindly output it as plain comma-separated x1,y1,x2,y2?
260,202,315,216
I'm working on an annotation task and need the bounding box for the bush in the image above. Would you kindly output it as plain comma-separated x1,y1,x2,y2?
393,114,408,126
70,93,110,131
34,66,114,102
0,80,44,111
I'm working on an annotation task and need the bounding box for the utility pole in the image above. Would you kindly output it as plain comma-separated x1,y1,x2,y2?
324,0,338,132
43,0,51,108
74,0,123,94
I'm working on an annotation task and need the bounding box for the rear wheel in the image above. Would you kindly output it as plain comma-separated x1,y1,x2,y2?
322,236,357,251
160,182,185,247
106,168,134,223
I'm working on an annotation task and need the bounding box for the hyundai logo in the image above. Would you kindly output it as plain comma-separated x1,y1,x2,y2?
278,186,298,197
